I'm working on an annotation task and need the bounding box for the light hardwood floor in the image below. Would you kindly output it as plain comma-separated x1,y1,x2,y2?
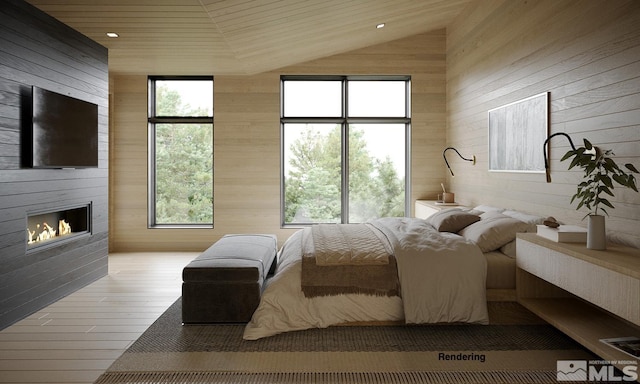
0,252,198,384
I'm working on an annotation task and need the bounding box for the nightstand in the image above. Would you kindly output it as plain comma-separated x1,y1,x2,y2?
414,200,463,219
516,233,640,369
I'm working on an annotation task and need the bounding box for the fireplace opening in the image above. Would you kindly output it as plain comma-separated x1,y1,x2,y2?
27,204,91,251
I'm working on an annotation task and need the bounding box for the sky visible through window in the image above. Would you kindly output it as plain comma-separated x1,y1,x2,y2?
157,80,213,116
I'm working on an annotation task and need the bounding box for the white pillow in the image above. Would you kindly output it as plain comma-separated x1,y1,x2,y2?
473,205,505,214
459,211,529,252
501,210,546,233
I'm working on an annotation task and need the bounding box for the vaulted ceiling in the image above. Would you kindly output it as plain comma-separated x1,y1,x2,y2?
25,0,471,75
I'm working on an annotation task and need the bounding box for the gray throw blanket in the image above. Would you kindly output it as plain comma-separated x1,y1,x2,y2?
300,223,400,298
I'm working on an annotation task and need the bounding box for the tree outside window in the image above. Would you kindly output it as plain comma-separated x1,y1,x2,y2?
148,76,213,227
281,76,410,225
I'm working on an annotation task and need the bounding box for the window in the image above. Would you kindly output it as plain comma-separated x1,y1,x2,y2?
281,76,410,225
148,76,213,227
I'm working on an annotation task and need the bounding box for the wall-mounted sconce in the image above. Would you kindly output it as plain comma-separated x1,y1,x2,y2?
443,147,476,177
542,132,596,183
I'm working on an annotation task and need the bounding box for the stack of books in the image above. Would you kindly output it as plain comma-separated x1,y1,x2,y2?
536,224,587,243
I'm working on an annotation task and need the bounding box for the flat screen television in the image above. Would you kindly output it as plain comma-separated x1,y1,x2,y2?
28,86,99,168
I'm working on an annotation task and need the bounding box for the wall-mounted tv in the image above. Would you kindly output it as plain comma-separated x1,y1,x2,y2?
27,86,99,168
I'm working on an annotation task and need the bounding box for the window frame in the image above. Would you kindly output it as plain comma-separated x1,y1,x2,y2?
280,75,411,227
147,75,214,228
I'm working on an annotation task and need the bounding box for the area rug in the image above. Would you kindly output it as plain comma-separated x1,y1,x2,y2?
94,299,595,384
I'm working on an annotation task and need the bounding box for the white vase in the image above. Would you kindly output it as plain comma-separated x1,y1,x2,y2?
587,214,606,250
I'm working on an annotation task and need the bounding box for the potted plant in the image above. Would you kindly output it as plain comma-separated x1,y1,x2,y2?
561,139,638,250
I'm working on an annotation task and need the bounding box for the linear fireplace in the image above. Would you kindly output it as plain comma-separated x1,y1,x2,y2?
27,203,91,251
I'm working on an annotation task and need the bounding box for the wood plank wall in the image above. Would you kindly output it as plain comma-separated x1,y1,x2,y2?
110,31,447,251
447,0,640,243
0,0,109,329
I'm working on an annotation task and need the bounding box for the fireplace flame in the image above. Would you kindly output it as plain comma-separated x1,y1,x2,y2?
59,219,71,235
27,220,71,244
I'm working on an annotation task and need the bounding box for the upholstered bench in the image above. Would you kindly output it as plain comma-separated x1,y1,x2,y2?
182,234,278,324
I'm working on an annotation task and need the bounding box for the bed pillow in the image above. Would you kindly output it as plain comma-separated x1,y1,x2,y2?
500,240,517,258
458,211,529,252
472,205,505,214
501,210,546,233
426,209,481,233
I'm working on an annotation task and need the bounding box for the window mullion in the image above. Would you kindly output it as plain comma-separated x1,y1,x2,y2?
342,122,349,224
404,81,412,217
147,122,157,227
150,116,213,124
342,79,349,224
281,117,343,124
405,122,412,218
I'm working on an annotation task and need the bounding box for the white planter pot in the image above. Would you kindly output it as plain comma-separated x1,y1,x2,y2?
587,214,606,250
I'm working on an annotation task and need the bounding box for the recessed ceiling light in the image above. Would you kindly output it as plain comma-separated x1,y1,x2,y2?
106,32,119,38
376,23,385,29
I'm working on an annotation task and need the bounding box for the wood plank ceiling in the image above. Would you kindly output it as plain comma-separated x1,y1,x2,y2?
24,0,470,75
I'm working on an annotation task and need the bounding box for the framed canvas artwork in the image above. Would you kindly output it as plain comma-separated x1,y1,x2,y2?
488,92,548,173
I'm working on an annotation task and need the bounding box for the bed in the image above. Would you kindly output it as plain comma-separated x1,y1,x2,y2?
243,205,544,340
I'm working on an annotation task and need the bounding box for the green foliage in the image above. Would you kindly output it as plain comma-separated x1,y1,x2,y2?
156,85,183,116
284,124,405,223
561,138,638,218
154,85,213,224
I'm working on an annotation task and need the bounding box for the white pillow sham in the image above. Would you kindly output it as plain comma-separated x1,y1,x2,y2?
458,211,529,252
472,205,505,214
501,210,546,233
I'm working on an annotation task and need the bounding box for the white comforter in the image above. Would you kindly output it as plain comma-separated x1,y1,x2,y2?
243,217,488,340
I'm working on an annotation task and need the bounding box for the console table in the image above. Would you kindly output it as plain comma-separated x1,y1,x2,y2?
516,233,640,368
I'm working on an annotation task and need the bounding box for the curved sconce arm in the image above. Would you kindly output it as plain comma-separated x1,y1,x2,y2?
543,132,576,183
443,147,476,177
544,133,598,183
